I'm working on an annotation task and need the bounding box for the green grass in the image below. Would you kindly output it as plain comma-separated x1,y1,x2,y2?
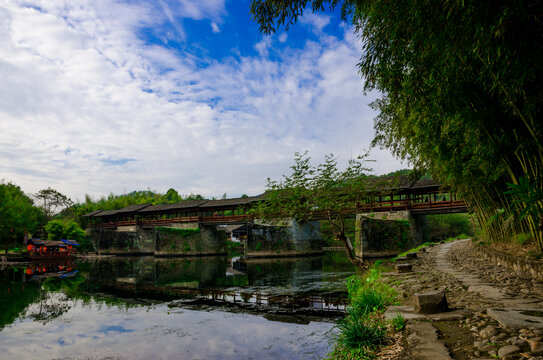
393,242,432,261
336,307,386,349
328,262,398,359
512,232,533,245
391,312,406,331
392,235,470,261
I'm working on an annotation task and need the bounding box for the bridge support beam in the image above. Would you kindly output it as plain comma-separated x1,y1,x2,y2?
408,213,429,246
355,211,429,258
245,219,325,258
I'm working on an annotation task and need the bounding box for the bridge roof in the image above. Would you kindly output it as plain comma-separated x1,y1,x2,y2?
138,200,208,213
93,209,120,217
116,204,152,213
366,175,441,193
199,194,265,208
411,178,440,189
83,210,103,217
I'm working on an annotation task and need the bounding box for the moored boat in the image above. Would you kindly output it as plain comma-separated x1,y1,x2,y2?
26,238,79,259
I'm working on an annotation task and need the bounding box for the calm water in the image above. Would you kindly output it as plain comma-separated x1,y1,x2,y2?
0,253,355,360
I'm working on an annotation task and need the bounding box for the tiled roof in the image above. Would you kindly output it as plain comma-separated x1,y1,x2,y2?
137,200,208,213
83,210,103,217
116,204,152,213
199,195,265,208
93,209,119,217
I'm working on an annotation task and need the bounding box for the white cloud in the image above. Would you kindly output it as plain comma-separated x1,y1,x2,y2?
0,1,404,201
300,13,330,34
278,33,287,43
211,21,220,33
177,0,225,20
253,36,272,57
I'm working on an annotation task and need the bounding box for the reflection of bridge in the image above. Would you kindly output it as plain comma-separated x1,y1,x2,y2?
97,280,348,315
84,177,467,229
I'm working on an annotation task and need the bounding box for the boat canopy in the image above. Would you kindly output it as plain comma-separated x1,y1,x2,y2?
28,238,45,246
61,239,80,246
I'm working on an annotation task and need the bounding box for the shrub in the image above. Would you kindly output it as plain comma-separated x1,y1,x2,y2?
346,268,397,312
45,219,93,251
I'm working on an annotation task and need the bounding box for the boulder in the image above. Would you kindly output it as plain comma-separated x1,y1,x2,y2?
414,291,449,314
396,263,413,273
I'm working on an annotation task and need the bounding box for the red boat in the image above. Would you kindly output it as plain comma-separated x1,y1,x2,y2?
26,238,79,259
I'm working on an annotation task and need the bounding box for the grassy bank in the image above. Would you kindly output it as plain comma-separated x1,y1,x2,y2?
326,261,400,359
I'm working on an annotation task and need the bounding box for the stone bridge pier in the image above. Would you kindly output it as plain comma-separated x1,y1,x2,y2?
244,219,325,258
89,223,226,256
355,210,429,258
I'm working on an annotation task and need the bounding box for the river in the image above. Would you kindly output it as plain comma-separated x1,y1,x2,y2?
0,252,355,360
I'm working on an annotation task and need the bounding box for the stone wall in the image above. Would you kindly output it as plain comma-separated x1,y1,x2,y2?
476,245,543,281
89,225,226,256
91,228,154,254
154,226,226,256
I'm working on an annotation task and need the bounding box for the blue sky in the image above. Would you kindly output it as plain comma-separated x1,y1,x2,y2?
0,0,404,201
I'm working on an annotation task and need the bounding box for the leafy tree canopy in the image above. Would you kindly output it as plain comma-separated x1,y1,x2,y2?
45,219,92,251
33,188,73,220
0,182,44,250
252,152,372,267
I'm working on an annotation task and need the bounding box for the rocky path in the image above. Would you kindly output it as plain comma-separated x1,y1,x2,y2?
382,239,543,360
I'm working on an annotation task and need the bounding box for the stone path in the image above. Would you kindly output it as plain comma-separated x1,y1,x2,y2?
407,322,453,360
383,240,543,359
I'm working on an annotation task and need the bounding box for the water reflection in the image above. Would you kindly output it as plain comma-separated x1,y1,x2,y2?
0,252,355,359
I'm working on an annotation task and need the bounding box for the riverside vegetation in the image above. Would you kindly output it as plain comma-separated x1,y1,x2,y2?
327,261,399,359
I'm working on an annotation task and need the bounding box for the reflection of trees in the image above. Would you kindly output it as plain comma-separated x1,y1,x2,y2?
0,265,146,330
27,291,71,323
0,269,41,330
42,271,142,310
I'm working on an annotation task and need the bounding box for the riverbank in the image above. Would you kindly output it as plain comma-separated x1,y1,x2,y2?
375,239,543,359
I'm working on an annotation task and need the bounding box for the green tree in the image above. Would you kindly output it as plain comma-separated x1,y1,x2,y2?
185,193,205,200
164,188,182,203
0,182,43,252
33,188,73,220
252,152,371,267
250,0,543,249
45,219,92,251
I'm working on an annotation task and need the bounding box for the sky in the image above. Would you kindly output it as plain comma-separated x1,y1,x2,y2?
0,0,405,202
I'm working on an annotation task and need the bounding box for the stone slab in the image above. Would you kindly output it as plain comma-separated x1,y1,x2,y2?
487,308,543,329
406,322,453,360
385,306,468,321
467,284,505,300
428,309,469,321
414,291,449,314
384,306,427,320
396,263,413,273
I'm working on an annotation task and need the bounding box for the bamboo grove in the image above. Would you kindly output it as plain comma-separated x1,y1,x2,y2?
250,0,543,250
